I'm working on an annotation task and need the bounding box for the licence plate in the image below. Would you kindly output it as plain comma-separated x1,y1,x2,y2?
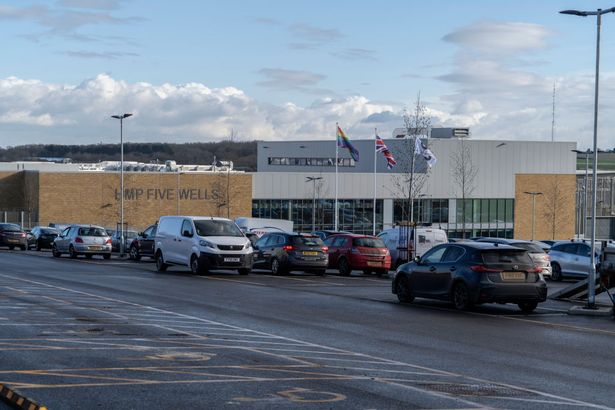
7,239,18,243
89,246,102,250
303,251,318,256
367,261,381,267
224,257,240,263
501,271,525,281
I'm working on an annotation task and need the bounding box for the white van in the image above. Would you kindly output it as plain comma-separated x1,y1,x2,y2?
234,217,294,237
377,227,448,268
155,216,253,275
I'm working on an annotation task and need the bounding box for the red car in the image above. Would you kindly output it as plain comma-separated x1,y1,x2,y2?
324,234,391,276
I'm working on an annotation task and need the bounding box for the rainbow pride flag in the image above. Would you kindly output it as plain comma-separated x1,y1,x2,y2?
336,125,359,162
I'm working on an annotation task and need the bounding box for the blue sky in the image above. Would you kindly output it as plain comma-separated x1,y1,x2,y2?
1,0,615,149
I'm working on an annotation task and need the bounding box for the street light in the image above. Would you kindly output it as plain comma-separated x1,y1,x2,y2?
306,176,323,231
523,191,543,241
561,5,615,309
572,149,591,237
111,113,133,256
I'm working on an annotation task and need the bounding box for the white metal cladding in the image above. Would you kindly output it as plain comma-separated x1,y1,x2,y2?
252,139,577,199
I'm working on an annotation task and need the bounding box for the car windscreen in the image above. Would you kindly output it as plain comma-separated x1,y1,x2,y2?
290,236,324,246
481,250,533,267
353,237,386,248
78,227,107,237
509,242,544,253
0,224,21,231
194,220,244,237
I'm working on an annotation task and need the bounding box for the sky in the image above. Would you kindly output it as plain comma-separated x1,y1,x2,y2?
1,0,615,149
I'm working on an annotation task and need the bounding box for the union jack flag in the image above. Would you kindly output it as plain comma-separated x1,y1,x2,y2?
375,135,397,170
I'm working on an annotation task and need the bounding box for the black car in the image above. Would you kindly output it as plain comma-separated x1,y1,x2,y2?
392,242,547,313
253,232,329,275
129,224,157,261
28,226,60,250
0,223,27,250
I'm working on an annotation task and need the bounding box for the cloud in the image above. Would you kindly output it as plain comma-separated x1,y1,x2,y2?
62,50,139,59
256,68,329,94
0,74,398,146
331,48,377,61
442,21,552,55
289,23,343,43
58,0,123,10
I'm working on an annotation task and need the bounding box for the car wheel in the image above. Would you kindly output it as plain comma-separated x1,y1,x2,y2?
396,275,414,303
19,245,26,251
8,246,14,250
85,254,93,259
338,258,351,276
103,253,111,260
36,241,42,251
129,246,141,261
190,254,207,274
452,282,473,310
551,263,562,281
69,246,78,259
271,258,284,275
156,252,168,272
52,244,61,258
518,301,538,313
238,268,251,275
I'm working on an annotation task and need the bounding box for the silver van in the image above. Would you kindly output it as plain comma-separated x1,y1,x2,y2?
377,227,448,268
154,216,253,275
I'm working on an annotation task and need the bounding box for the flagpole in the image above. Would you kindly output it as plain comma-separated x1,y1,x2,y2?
373,128,377,236
335,123,339,231
409,135,416,260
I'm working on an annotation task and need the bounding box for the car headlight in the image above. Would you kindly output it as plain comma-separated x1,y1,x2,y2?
199,240,216,249
244,242,252,250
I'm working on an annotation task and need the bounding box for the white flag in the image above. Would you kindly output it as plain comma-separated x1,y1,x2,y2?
415,138,437,168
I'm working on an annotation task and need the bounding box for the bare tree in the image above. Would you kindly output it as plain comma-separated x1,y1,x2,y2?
389,94,431,224
450,138,477,238
543,176,570,240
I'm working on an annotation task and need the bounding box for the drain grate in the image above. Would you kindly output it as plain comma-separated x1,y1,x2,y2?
417,382,537,398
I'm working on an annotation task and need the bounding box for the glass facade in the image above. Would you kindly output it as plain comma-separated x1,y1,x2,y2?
253,198,514,237
267,157,355,167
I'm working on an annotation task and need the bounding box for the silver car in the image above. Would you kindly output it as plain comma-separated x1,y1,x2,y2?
548,240,598,281
52,224,112,259
475,238,552,278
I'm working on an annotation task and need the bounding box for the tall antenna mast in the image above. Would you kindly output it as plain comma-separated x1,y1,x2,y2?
551,82,556,142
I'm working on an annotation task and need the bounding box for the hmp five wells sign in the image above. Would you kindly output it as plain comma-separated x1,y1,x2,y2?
114,188,224,201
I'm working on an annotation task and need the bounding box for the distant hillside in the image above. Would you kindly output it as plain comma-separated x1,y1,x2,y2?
0,141,258,171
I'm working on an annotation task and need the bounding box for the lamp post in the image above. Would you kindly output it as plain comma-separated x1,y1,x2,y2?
560,6,615,308
306,176,323,232
523,191,543,241
111,113,132,256
572,149,591,237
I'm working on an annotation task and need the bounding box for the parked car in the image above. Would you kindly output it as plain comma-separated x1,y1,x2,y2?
28,226,60,250
324,233,391,276
52,225,112,259
311,230,351,240
128,224,157,261
378,227,448,268
0,223,27,250
392,242,547,313
474,238,551,277
245,232,259,247
253,232,328,275
548,240,599,281
111,229,139,253
154,216,253,275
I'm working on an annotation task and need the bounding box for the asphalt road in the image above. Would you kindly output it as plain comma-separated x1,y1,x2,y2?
1,249,615,409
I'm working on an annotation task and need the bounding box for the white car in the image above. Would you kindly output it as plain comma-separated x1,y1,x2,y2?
52,225,112,259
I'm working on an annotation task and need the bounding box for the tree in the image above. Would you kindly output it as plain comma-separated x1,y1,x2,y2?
543,175,570,240
450,137,477,238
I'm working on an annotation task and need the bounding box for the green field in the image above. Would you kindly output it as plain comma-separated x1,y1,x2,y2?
576,153,615,171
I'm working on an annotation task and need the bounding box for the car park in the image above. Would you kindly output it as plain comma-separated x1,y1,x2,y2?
0,223,27,250
52,225,112,259
154,216,253,275
475,238,552,277
548,240,599,281
392,242,547,313
111,229,139,253
27,226,60,250
324,233,391,276
253,232,328,275
128,224,157,260
378,227,448,268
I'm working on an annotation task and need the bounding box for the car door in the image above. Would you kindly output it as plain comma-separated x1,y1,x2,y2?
575,243,592,277
410,245,447,295
436,245,466,297
141,225,156,256
326,236,346,267
56,226,72,252
177,219,195,265
252,235,271,268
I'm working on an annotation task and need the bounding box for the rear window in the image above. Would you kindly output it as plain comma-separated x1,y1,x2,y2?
353,237,386,248
0,224,21,231
290,236,324,246
78,227,107,237
509,242,544,253
40,228,58,234
481,250,533,266
194,220,244,237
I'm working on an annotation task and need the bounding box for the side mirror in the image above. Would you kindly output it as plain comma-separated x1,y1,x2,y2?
138,231,144,237
414,256,422,264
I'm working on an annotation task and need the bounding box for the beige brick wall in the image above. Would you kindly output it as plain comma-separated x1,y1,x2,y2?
515,174,576,241
38,172,252,230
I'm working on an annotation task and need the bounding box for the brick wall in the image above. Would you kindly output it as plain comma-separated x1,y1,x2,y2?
38,172,253,230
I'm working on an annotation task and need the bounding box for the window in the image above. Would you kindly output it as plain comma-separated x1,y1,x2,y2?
194,220,243,237
422,246,447,264
332,236,347,247
442,246,465,262
78,227,107,237
181,220,193,237
267,157,355,167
